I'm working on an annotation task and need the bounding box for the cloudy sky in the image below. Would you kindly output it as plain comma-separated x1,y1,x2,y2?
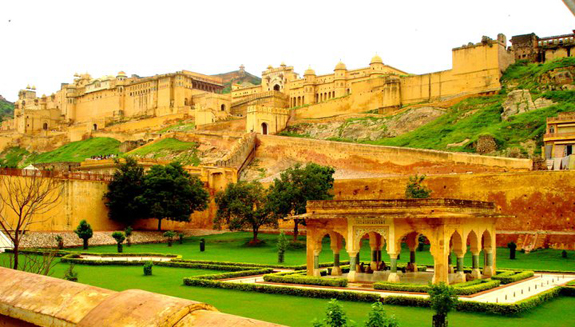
0,0,573,101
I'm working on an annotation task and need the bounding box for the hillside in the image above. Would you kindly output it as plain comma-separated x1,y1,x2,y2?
213,69,261,94
281,58,575,158
0,95,14,122
125,138,200,166
0,137,121,168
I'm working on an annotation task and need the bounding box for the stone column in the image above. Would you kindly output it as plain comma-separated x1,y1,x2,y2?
471,252,481,279
405,232,419,272
387,253,400,282
306,229,322,277
431,235,450,285
313,249,322,277
347,251,358,282
369,233,383,271
483,249,495,277
330,234,343,276
355,253,361,272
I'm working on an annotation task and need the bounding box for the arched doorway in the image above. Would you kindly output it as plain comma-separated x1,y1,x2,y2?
93,124,98,131
42,123,48,131
221,104,226,111
273,84,280,91
261,122,268,135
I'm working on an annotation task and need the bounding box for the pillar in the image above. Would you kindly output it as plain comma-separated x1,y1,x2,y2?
306,230,322,277
369,233,383,271
355,253,361,272
387,253,400,282
471,252,482,279
405,232,419,272
330,234,343,276
431,234,450,285
347,251,358,282
483,249,495,277
313,249,321,277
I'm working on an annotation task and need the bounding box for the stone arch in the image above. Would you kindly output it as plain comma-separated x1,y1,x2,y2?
93,124,98,131
481,229,493,251
273,84,280,91
42,123,48,131
261,122,268,135
221,104,226,111
449,230,464,255
466,230,480,254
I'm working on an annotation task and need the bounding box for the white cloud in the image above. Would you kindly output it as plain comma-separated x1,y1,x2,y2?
0,0,573,101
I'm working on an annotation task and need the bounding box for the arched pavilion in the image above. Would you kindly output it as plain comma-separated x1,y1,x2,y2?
295,199,510,284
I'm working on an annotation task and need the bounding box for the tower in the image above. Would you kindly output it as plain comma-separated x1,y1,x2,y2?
334,61,348,97
303,66,317,105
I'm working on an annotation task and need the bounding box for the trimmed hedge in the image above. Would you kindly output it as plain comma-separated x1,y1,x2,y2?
263,271,348,287
374,279,500,295
560,286,575,296
456,287,561,315
492,271,534,284
194,268,274,280
8,248,181,259
183,277,381,302
171,259,349,270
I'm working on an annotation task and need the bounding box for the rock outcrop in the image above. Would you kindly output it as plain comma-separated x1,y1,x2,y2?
501,90,536,120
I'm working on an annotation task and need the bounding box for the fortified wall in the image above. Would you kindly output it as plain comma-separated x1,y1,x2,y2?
255,135,532,176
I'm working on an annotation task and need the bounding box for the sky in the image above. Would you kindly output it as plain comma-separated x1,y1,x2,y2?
0,0,573,102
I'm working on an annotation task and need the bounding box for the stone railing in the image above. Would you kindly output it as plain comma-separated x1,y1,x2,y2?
232,91,288,107
215,133,256,170
0,168,113,182
0,267,282,326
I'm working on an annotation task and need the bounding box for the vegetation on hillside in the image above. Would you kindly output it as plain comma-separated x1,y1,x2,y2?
0,96,14,122
214,70,262,94
125,138,200,166
0,147,31,168
281,57,575,158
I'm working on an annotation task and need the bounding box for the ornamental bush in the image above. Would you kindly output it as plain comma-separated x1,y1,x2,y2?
492,270,534,284
364,302,398,327
143,261,153,276
74,220,93,250
163,231,176,247
263,271,348,287
111,231,126,253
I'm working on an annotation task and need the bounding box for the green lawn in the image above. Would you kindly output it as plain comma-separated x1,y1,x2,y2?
26,137,122,165
125,138,200,165
1,252,574,327
66,232,575,271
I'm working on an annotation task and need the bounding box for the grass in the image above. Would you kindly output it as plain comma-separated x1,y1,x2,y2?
2,231,575,326
25,137,121,165
125,138,200,166
64,232,575,272
0,146,31,168
157,122,196,133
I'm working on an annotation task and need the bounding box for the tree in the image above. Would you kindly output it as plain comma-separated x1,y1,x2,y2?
75,220,93,250
405,174,432,199
215,181,276,245
104,157,146,224
267,163,335,241
277,230,288,263
428,282,458,327
508,241,517,259
136,162,209,231
0,172,63,270
112,231,126,253
364,302,398,327
163,230,176,246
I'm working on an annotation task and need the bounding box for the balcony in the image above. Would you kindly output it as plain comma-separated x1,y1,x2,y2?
544,132,575,140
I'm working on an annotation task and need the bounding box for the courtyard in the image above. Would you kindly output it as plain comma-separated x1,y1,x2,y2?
2,231,574,327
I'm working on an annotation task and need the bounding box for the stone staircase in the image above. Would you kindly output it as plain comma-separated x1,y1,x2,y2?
0,231,13,253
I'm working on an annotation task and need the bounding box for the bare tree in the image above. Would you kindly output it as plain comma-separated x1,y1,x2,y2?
1,250,58,276
0,171,63,270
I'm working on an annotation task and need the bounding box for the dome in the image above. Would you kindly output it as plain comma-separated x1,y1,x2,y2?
370,54,383,65
267,65,273,69
280,62,286,67
117,71,126,76
304,66,316,76
334,61,347,70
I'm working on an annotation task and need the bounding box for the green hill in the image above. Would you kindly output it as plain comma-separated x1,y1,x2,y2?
213,69,261,94
125,138,200,166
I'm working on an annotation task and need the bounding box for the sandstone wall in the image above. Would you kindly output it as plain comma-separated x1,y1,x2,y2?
331,171,575,249
255,135,531,175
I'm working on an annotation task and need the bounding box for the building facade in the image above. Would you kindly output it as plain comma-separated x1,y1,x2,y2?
510,30,575,63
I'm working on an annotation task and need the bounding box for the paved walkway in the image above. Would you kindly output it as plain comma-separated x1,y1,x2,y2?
226,272,575,304
80,255,172,262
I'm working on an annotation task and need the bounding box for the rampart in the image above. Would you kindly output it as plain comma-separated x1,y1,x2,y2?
0,267,281,326
255,135,532,175
216,132,256,170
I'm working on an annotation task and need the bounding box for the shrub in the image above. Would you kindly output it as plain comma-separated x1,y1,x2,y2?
143,261,153,276
111,231,126,253
125,226,133,247
163,231,176,247
263,271,348,287
74,220,93,250
428,283,458,327
365,302,398,327
178,232,185,245
64,264,78,282
55,235,64,249
492,271,534,284
321,299,351,327
405,174,432,199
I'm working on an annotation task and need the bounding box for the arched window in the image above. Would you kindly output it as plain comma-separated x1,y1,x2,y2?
273,84,281,91
261,122,268,135
221,104,226,111
93,124,98,131
42,123,48,130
